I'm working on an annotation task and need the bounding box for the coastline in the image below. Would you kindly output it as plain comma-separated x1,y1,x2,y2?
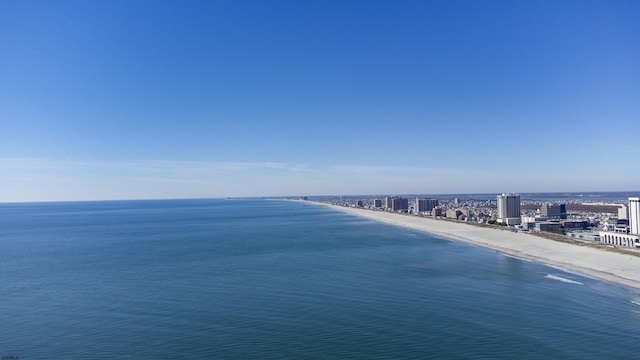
310,201,640,291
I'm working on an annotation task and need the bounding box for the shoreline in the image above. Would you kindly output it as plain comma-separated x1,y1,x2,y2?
309,201,640,291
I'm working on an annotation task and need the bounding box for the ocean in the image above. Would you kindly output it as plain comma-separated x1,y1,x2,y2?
2,199,640,359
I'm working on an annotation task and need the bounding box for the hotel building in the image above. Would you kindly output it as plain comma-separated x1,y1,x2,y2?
415,198,439,214
540,204,567,219
599,197,640,248
390,197,409,212
497,193,521,225
384,196,408,212
385,197,393,210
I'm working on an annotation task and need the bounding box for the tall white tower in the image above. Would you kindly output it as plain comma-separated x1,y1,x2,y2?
629,197,640,235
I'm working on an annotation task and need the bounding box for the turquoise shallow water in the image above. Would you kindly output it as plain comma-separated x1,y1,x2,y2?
1,199,640,359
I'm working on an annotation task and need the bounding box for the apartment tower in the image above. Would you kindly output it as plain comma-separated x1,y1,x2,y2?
497,193,521,225
415,198,439,213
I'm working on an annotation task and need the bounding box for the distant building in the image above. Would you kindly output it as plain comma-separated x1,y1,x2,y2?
373,199,383,208
415,198,439,213
598,197,640,248
602,218,629,233
356,200,363,207
599,232,640,248
432,208,442,217
540,204,567,219
446,209,469,220
535,222,562,232
446,209,462,219
385,197,393,210
630,197,640,235
390,197,409,212
560,220,588,230
521,216,537,230
497,193,521,225
618,204,628,220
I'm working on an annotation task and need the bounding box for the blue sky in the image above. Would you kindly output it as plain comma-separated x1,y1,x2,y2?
1,0,639,201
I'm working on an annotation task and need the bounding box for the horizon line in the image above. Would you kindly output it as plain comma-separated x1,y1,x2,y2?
2,190,640,205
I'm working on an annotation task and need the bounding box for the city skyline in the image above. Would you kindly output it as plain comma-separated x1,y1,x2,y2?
2,1,639,202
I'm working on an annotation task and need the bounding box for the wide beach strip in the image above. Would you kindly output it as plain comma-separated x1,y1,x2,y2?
315,203,640,291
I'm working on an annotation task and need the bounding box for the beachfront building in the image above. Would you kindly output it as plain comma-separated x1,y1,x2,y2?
535,222,562,232
373,199,383,208
446,209,469,220
599,232,640,248
540,204,567,219
415,198,439,214
598,197,640,248
390,197,409,212
446,209,462,219
560,220,589,230
630,197,640,235
521,216,537,230
619,204,628,220
497,193,521,225
385,197,393,210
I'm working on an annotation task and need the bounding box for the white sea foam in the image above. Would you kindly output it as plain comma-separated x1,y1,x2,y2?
545,274,583,285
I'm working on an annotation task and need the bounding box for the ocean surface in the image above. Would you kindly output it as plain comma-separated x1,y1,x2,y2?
2,199,640,359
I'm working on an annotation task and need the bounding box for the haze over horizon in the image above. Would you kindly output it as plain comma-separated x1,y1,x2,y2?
2,1,639,202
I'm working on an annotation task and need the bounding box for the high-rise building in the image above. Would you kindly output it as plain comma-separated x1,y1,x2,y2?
415,198,439,213
630,197,640,235
598,197,640,249
619,204,628,220
391,197,409,212
497,193,521,225
373,199,383,208
384,196,408,211
599,197,640,248
540,204,567,219
385,197,393,210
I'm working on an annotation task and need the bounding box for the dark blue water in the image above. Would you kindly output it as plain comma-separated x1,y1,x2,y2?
2,199,640,359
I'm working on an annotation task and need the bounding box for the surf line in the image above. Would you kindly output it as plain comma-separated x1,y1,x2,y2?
545,274,584,285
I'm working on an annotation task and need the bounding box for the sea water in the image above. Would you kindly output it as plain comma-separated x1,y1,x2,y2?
1,199,640,359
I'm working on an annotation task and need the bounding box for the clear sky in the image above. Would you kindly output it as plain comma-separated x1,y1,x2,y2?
1,0,639,202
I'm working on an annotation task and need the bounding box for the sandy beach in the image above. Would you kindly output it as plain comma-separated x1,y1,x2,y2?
314,202,640,291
